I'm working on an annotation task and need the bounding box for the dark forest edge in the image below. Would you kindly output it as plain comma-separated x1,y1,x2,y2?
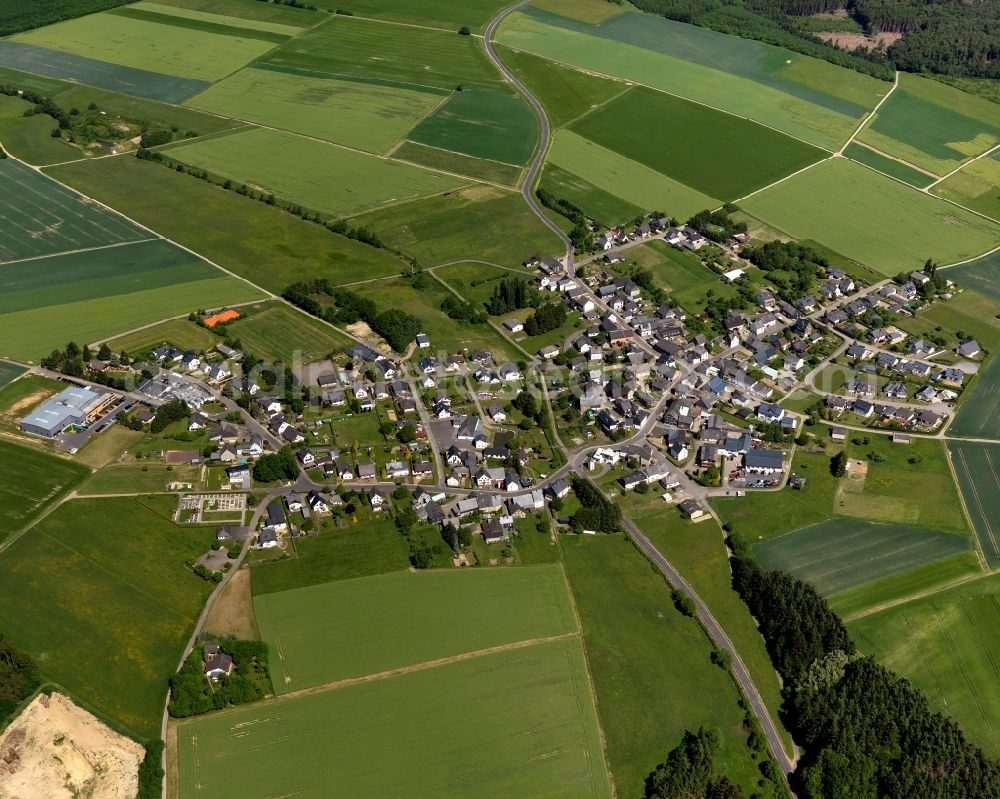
725,528,1000,798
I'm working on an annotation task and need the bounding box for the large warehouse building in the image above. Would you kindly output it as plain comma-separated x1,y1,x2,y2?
20,385,111,438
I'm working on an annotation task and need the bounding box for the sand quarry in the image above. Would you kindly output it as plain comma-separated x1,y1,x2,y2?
0,693,144,799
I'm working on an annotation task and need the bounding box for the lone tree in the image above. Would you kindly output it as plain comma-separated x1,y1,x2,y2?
458,25,471,35
830,451,847,478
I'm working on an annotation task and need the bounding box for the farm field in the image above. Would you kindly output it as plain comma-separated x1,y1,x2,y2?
408,88,538,165
0,373,64,430
391,140,522,186
496,45,627,130
175,637,611,799
0,239,265,361
0,361,26,388
0,495,215,738
11,8,276,82
0,439,89,542
224,302,351,364
848,574,1000,757
754,518,973,600
741,158,1000,274
540,163,644,227
949,441,1000,568
165,127,465,217
261,15,504,91
842,142,936,188
546,130,719,221
0,92,79,166
562,534,766,798
944,249,1000,303
949,356,1000,440
352,276,522,361
47,156,408,292
932,155,1000,222
143,0,317,26
0,159,146,262
570,86,826,200
117,1,304,36
858,73,1000,176
496,7,888,150
250,518,410,595
309,0,507,31
0,41,210,103
352,185,562,268
432,261,516,308
255,565,576,692
105,317,221,355
187,66,448,154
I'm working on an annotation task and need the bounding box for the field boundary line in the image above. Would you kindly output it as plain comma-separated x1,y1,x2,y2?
847,139,938,179
0,237,159,267
843,568,996,621
178,632,580,723
926,140,1000,192
389,137,525,170
946,445,989,570
556,82,633,131
837,69,898,155
726,155,831,206
329,10,470,36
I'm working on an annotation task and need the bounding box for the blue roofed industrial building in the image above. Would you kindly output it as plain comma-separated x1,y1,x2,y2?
19,385,111,438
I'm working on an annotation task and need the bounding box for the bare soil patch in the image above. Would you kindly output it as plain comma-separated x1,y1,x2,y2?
202,568,258,639
0,692,144,799
815,31,903,51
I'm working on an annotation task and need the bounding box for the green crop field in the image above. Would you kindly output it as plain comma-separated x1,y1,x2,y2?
562,534,766,797
570,86,826,200
0,160,146,262
496,45,627,130
391,140,522,186
47,157,408,292
858,73,1000,177
0,495,215,738
166,127,465,217
540,163,644,227
949,356,1000,440
742,158,1000,274
755,518,972,599
176,637,611,799
849,574,1000,756
255,565,576,692
309,0,508,31
125,0,304,35
224,301,351,363
0,361,25,388
352,184,563,268
12,8,275,82
187,67,448,154
261,15,503,91
147,0,316,26
250,518,410,595
933,156,1000,222
106,317,221,355
949,442,1000,567
0,239,264,361
0,41,211,103
408,88,538,165
0,439,89,541
546,130,719,221
497,7,888,150
944,250,1000,303
843,142,936,188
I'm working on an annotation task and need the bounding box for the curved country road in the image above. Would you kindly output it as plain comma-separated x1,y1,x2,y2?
484,4,797,788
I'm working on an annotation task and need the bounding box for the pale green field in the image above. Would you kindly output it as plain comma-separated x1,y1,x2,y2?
496,11,884,150
547,130,719,219
187,67,447,154
13,11,275,81
166,127,467,216
742,158,1000,274
255,565,577,693
134,0,303,34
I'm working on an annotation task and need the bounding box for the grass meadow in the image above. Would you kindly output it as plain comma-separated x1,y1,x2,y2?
546,130,719,221
0,93,78,165
352,185,563,267
0,159,145,262
47,157,408,292
570,86,826,200
408,88,538,165
255,565,576,692
949,356,1000,440
949,441,1000,568
309,0,508,32
122,0,304,35
0,439,89,541
0,239,264,361
933,155,1000,222
496,8,886,150
742,158,1000,274
858,73,1000,176
176,638,612,799
12,9,274,82
540,163,644,227
166,127,465,217
496,45,627,130
842,142,935,188
0,495,215,738
225,301,351,363
261,15,504,91
562,534,767,798
849,574,1000,756
187,66,448,154
0,361,26,388
391,140,523,186
142,0,317,27
106,317,221,355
